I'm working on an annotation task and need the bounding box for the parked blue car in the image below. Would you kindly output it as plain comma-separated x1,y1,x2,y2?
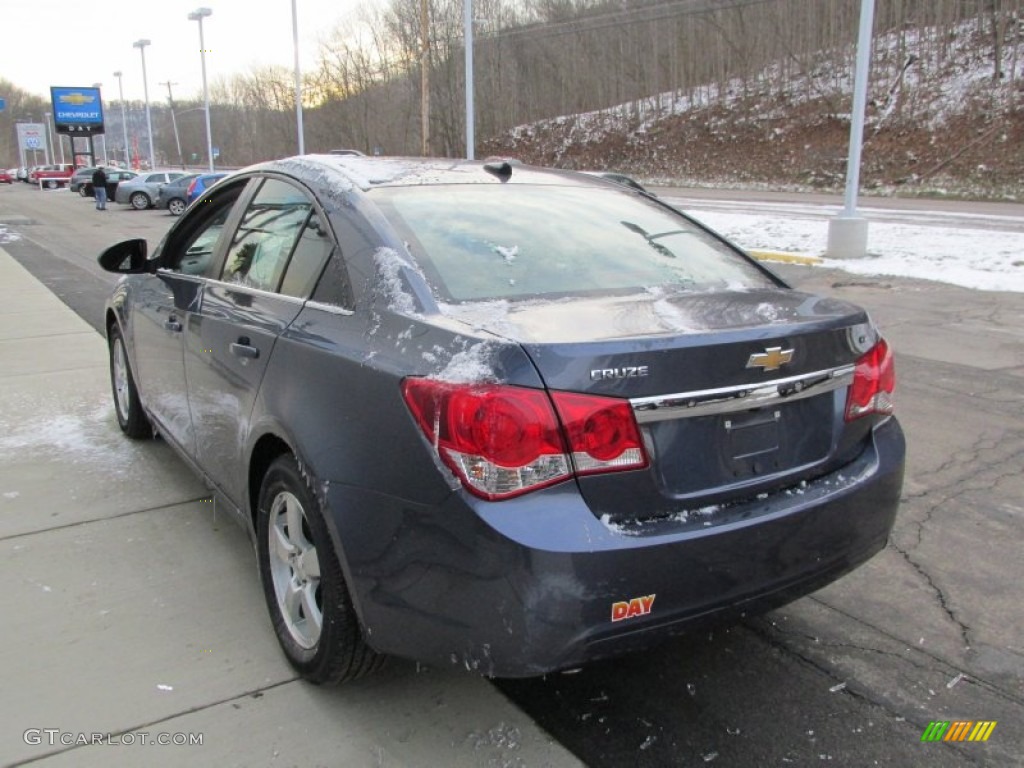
186,172,228,205
98,156,905,685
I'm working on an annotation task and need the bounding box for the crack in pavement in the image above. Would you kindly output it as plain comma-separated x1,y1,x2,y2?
887,428,1024,651
0,496,213,542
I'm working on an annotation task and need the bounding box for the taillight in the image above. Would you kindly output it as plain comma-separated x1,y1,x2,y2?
550,391,648,475
402,380,571,499
845,338,895,421
401,379,648,500
186,179,197,197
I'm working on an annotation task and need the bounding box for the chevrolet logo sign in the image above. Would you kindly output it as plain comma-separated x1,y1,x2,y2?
746,346,794,372
59,92,95,106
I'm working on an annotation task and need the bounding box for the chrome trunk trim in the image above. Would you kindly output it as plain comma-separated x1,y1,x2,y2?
631,365,855,423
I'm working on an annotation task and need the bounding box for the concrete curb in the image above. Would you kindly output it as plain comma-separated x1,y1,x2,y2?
748,249,824,265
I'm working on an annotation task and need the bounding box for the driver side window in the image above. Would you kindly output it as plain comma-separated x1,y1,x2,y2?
164,182,246,276
220,179,311,292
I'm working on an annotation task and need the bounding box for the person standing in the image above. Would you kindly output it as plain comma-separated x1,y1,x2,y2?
92,167,108,210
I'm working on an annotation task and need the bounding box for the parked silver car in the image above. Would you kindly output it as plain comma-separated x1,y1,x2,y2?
115,171,189,210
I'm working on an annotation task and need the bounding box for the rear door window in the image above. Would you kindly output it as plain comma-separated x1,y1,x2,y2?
279,213,333,298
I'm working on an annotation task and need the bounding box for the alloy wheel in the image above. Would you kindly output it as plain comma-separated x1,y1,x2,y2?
112,336,131,422
267,491,322,650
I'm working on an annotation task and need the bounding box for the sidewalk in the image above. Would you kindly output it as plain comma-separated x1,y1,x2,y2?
0,245,582,767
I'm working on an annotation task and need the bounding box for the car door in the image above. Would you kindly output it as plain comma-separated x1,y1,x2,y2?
131,179,251,457
186,176,323,504
144,173,168,198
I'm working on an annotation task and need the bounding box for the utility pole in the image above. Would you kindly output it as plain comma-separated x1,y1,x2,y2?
827,0,876,258
134,39,156,170
159,81,185,169
291,0,305,155
420,0,430,156
464,0,474,159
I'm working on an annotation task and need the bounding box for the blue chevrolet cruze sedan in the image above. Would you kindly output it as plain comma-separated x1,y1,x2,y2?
99,156,904,684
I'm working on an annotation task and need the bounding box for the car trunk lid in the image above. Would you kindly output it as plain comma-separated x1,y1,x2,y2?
437,288,875,520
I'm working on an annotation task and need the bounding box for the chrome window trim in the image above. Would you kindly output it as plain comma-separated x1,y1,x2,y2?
206,279,306,305
631,365,855,423
156,271,353,314
304,299,355,316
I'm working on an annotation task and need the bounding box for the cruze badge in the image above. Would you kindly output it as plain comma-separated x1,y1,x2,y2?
746,346,794,372
590,365,649,381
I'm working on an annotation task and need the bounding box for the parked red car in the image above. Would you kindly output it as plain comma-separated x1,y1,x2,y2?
30,164,75,188
0,169,14,184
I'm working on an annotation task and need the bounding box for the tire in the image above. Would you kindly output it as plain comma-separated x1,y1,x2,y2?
168,198,186,216
79,186,89,197
130,191,151,210
45,179,58,189
257,454,384,685
108,324,151,438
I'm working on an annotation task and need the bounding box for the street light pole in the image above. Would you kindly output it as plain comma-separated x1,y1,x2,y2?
133,39,156,170
114,71,131,167
93,83,109,166
827,0,876,259
464,0,474,160
42,111,55,164
291,0,305,155
188,8,215,172
420,0,430,156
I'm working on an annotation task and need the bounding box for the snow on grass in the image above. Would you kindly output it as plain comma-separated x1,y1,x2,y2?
683,206,1024,293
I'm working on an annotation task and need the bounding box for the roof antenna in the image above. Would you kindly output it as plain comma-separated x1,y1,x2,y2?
483,160,512,182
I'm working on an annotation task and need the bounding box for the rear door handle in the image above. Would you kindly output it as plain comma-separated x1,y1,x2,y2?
230,339,260,359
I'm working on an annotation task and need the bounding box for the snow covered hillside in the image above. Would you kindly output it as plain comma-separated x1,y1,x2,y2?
483,20,1024,201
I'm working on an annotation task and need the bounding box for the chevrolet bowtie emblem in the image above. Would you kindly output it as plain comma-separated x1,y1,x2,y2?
59,92,95,106
746,346,794,372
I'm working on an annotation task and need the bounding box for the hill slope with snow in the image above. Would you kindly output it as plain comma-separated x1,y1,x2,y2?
483,21,1023,201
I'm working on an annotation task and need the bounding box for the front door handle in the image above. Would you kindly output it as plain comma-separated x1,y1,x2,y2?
164,316,182,332
230,340,259,359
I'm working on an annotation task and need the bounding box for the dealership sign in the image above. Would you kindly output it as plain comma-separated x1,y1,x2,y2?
50,86,105,135
16,123,48,155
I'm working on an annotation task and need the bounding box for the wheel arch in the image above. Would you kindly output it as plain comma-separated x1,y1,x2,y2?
104,307,118,338
248,433,293,531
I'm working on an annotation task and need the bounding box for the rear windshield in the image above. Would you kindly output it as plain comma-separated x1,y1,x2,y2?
371,184,774,302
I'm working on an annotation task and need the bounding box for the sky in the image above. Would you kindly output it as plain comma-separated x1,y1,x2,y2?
1,0,369,104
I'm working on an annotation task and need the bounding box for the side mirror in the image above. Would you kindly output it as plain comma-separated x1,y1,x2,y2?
98,239,150,273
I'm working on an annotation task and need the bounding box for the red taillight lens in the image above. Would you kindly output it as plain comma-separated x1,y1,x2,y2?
401,379,649,500
845,339,895,421
186,179,197,197
402,379,571,499
550,391,649,475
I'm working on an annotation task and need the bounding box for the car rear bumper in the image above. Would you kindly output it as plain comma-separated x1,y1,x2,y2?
325,417,904,677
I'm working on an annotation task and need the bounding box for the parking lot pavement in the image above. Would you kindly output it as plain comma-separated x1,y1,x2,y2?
0,246,582,768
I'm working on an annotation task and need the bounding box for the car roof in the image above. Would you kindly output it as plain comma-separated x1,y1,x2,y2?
251,155,600,195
